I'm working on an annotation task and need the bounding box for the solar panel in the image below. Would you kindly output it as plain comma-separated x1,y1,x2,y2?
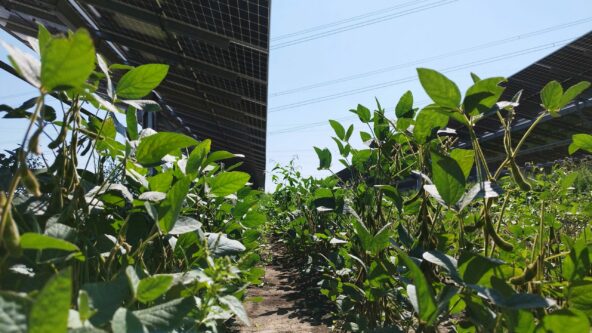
0,0,271,187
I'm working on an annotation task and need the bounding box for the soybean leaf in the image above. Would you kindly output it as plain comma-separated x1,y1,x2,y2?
351,104,372,123
351,149,372,170
133,297,194,333
116,64,169,99
136,275,173,303
0,292,31,332
1,41,41,88
344,124,354,141
209,172,250,197
20,233,79,252
78,290,96,323
567,280,592,317
559,81,590,108
463,77,506,116
219,295,250,326
413,105,449,144
168,217,202,235
29,268,72,333
417,68,461,109
148,171,173,193
242,211,266,228
431,152,466,206
206,233,246,257
40,29,95,91
136,133,198,166
540,80,563,113
186,139,211,174
329,120,345,140
423,251,461,283
158,177,191,234
112,308,146,333
539,309,589,332
82,275,130,327
397,251,438,324
570,134,592,154
450,149,475,180
314,147,332,170
396,90,414,118
125,108,138,140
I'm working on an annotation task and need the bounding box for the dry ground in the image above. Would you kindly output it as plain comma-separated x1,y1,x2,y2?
237,243,332,333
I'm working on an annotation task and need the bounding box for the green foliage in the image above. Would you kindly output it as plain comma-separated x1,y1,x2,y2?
29,268,72,333
0,25,265,332
116,64,169,99
270,68,592,331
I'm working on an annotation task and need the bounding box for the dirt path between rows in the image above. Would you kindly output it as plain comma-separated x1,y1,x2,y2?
238,243,332,333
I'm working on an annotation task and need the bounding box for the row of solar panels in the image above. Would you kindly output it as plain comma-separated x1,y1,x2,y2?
0,0,270,186
455,31,592,168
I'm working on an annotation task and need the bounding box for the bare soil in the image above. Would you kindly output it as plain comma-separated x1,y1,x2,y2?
237,243,333,333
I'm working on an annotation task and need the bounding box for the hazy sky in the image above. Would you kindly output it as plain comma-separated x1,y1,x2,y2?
1,0,591,191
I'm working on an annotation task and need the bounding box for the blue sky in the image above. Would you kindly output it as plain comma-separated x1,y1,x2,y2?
1,0,591,191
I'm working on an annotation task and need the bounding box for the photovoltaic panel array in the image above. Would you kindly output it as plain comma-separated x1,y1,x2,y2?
0,0,270,187
454,31,592,167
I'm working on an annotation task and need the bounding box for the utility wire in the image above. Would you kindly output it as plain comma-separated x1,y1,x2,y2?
271,0,458,50
270,17,592,97
271,0,432,42
269,38,575,113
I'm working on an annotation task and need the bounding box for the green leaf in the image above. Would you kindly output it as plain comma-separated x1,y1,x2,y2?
351,104,372,123
313,147,332,170
112,308,146,333
413,105,449,144
0,292,31,332
344,124,354,141
567,280,592,317
209,171,250,197
242,211,266,228
20,233,79,252
148,171,173,192
351,149,372,170
29,268,72,333
78,290,96,323
470,72,481,83
219,295,250,326
571,134,592,154
417,68,461,109
125,108,138,140
168,217,202,235
133,297,195,332
136,133,198,166
136,275,173,303
82,275,130,327
540,80,563,113
186,140,211,175
329,120,345,140
158,177,191,234
450,149,475,180
40,29,95,91
116,64,169,99
395,90,414,118
37,24,51,56
463,77,506,116
205,150,241,165
538,309,589,332
397,251,438,324
431,152,466,206
1,40,41,88
559,81,590,109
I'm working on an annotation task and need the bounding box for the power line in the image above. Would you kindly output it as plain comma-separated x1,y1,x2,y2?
271,0,432,42
269,38,575,113
271,0,458,50
270,17,592,97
